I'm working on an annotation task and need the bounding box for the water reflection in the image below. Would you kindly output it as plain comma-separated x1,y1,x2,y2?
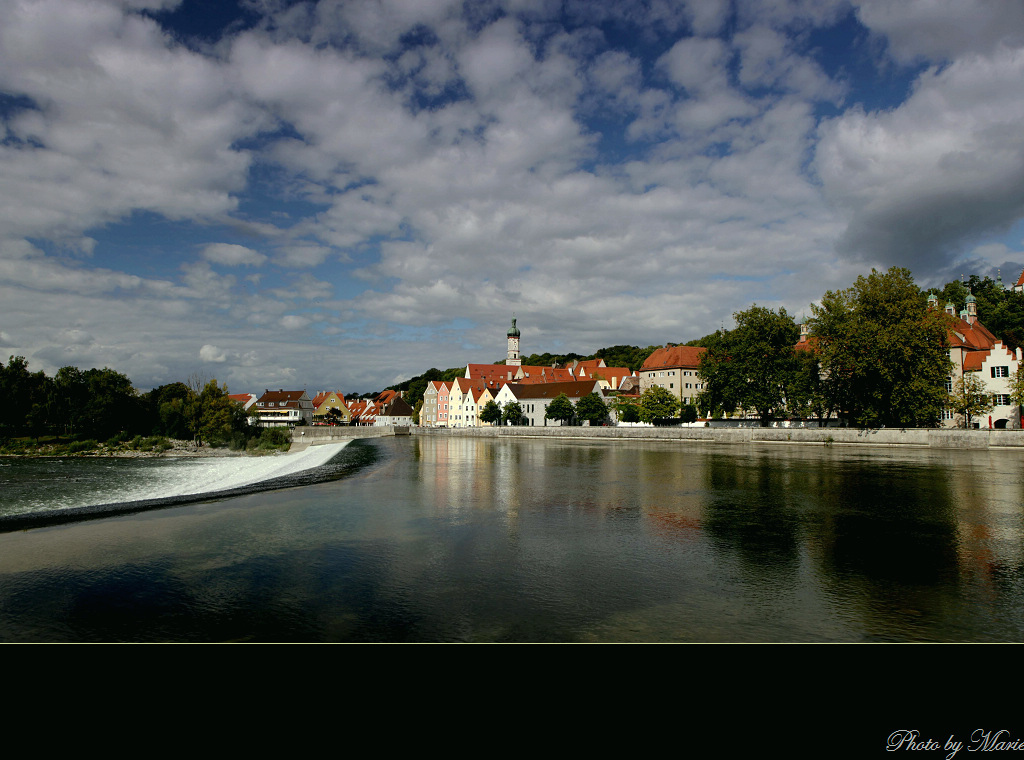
2,436,1024,641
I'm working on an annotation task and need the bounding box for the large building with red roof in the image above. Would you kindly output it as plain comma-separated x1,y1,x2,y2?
934,293,1022,428
255,389,314,427
639,345,707,407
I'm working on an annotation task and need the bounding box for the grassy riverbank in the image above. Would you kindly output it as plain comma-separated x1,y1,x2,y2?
0,428,293,457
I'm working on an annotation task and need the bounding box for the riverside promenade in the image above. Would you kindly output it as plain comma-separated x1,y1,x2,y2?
293,424,1024,450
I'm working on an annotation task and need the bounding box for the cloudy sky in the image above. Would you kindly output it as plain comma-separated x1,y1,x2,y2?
3,0,1024,393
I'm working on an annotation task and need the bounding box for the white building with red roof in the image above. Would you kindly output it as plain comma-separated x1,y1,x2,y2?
493,380,600,427
935,293,1022,428
255,389,314,427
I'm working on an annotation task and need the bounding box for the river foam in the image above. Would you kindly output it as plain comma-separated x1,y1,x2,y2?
102,441,353,505
0,440,354,531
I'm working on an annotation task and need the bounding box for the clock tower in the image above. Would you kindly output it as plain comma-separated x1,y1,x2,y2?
507,316,521,366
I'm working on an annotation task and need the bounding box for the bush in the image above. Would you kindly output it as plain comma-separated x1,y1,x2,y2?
105,431,132,447
257,428,291,451
67,439,99,454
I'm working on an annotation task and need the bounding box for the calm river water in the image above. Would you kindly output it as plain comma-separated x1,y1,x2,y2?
1,435,1023,642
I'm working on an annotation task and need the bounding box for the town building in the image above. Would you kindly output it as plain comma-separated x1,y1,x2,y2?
255,389,314,427
934,293,1022,428
373,390,414,426
311,390,351,425
639,345,707,406
493,380,601,427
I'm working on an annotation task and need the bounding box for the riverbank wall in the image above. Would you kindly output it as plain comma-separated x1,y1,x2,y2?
294,425,1024,449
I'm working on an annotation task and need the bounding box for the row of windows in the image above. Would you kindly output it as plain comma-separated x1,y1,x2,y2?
647,370,698,378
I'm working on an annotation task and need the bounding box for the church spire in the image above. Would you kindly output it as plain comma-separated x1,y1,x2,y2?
507,315,521,366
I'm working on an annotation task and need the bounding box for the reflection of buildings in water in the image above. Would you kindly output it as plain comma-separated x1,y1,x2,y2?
945,452,1024,593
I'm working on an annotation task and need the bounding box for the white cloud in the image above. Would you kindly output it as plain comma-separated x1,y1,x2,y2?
199,344,227,362
202,243,267,267
854,0,1024,63
815,45,1024,269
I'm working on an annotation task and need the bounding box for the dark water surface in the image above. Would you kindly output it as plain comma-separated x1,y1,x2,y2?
1,435,1023,642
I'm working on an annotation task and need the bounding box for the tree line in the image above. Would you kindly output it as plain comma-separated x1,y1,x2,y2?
695,267,1024,428
0,358,283,449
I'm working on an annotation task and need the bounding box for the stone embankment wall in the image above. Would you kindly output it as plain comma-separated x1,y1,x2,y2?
411,425,1024,449
291,426,398,444
295,425,1024,449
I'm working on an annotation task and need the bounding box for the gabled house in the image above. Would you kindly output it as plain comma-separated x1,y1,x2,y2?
930,293,1022,428
311,390,351,425
255,389,314,427
346,398,377,426
447,377,489,427
373,390,414,427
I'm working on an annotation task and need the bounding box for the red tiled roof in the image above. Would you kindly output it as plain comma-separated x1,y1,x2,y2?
466,364,518,385
453,377,487,394
504,380,600,400
948,318,998,351
517,366,574,382
571,359,606,373
257,389,309,408
641,345,706,370
963,351,989,371
588,367,634,387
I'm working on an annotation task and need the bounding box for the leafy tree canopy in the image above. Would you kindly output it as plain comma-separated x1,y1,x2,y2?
698,305,800,425
638,385,680,423
502,401,524,426
576,393,609,425
948,373,993,429
812,267,951,428
480,400,502,425
545,393,575,423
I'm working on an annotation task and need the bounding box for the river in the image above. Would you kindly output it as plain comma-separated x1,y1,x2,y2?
1,435,1022,642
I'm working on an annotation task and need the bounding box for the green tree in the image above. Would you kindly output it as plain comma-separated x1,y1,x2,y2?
638,385,680,423
613,398,640,423
698,305,800,426
545,393,575,425
501,401,524,426
1009,366,1024,409
680,403,698,423
786,348,837,425
80,367,144,441
948,373,993,429
54,366,89,438
812,267,951,428
148,382,195,439
480,400,503,425
576,393,609,425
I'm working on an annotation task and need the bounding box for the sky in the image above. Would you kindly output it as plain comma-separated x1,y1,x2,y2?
3,0,1024,394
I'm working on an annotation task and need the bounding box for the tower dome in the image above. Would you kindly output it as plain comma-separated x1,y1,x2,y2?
506,316,521,366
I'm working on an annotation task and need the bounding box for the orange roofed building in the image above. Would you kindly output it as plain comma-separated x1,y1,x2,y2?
639,345,707,406
934,293,1022,428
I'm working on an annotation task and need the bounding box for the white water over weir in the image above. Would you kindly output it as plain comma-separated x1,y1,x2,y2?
96,440,353,507
0,441,353,532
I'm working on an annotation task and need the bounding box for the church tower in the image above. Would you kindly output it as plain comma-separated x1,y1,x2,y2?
507,316,521,366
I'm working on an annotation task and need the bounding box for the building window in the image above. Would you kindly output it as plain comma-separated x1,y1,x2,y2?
993,394,1011,405
945,378,953,393
941,409,954,420
992,366,1009,378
